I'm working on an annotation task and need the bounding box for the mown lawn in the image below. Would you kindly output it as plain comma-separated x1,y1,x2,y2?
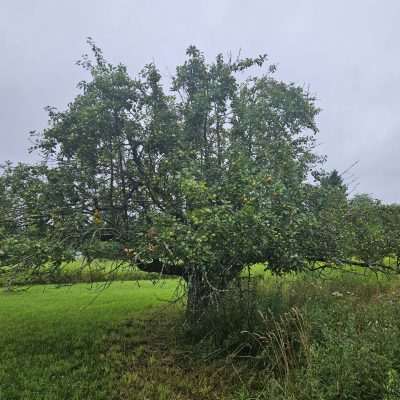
0,281,180,400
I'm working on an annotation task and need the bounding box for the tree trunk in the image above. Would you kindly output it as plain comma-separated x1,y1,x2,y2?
185,271,213,324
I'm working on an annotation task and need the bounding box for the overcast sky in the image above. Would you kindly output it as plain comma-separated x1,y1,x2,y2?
1,0,399,202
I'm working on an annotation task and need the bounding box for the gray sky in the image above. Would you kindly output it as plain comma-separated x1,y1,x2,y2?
1,0,399,202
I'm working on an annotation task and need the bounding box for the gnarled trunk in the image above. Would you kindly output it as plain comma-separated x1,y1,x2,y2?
185,269,233,325
186,271,213,323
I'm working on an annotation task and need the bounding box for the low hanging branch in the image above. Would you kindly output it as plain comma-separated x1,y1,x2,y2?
307,257,399,274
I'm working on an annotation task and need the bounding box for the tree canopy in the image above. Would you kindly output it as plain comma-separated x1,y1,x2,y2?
1,41,399,317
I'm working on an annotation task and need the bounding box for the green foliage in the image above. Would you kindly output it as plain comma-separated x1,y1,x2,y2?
381,203,400,265
1,42,324,294
347,194,400,267
194,272,400,400
2,40,400,321
348,194,387,263
301,173,351,264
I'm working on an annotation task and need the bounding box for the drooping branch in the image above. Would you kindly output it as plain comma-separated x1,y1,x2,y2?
307,257,399,274
336,258,398,273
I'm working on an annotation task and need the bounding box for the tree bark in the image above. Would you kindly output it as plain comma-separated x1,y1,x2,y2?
185,271,213,323
135,260,232,323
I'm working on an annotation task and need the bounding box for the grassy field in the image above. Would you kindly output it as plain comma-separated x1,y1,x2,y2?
2,269,400,399
0,260,174,287
0,280,181,400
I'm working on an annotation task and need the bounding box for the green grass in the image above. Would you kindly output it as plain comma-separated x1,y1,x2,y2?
208,271,400,399
0,280,180,400
2,269,400,399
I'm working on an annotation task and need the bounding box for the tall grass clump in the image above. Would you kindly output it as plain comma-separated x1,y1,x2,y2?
190,269,400,400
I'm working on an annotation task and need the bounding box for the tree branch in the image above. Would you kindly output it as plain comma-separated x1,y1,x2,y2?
134,258,184,277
